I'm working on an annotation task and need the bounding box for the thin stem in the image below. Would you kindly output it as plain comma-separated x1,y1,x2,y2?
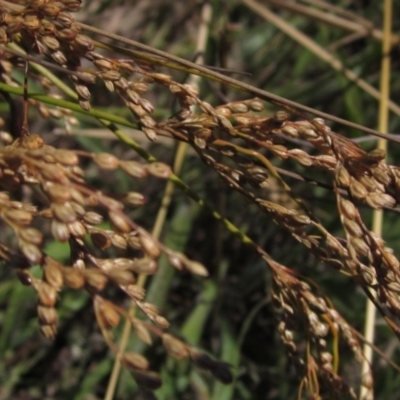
360,0,392,398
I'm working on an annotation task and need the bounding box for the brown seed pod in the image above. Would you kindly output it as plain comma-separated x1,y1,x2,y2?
83,211,103,225
125,284,146,300
129,257,158,275
4,209,33,225
138,233,161,259
119,161,148,179
90,229,112,249
110,233,128,249
18,227,44,245
108,210,132,233
93,153,120,170
124,192,146,207
162,334,189,359
84,269,108,292
62,267,85,289
107,269,135,286
146,162,171,179
40,324,57,339
122,352,149,371
97,300,120,329
51,220,70,242
52,202,77,223
37,306,58,325
43,258,64,289
20,241,43,265
36,281,58,307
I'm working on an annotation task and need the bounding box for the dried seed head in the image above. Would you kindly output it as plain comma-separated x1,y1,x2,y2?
52,202,77,223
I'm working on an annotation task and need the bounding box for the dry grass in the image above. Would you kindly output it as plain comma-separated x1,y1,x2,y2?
1,1,400,399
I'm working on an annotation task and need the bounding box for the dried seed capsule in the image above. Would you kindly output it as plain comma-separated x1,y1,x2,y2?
122,353,149,370
154,315,169,329
343,219,363,238
134,323,152,344
228,102,248,113
366,192,396,209
339,198,358,220
37,306,58,325
107,269,135,286
52,202,77,223
110,233,128,249
248,99,264,112
84,269,108,292
162,334,189,359
108,211,132,233
139,233,161,259
125,285,146,300
91,229,111,249
350,238,369,256
36,281,58,307
19,227,43,245
131,258,158,274
68,220,86,237
98,300,120,328
5,209,33,225
40,324,57,339
121,161,148,179
183,259,208,277
83,211,103,225
43,258,63,289
349,180,368,200
45,183,72,202
63,267,85,289
54,150,79,166
92,153,119,170
146,162,171,179
20,241,43,265
51,220,70,242
281,125,299,138
335,166,351,188
124,192,146,207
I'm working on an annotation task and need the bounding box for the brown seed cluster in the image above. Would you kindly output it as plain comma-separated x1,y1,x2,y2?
2,1,400,397
0,131,215,391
